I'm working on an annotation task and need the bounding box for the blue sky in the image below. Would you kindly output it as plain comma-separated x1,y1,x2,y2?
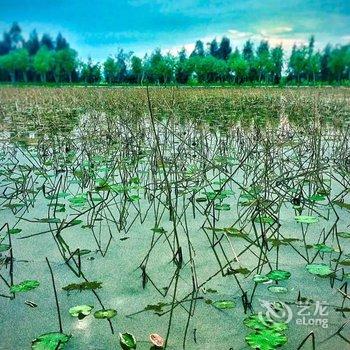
0,0,349,61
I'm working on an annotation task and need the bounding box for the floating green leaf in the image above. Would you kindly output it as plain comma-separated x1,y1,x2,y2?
10,280,40,293
266,270,291,281
8,228,22,235
214,203,231,211
69,305,93,319
295,215,319,224
333,200,350,211
268,286,288,294
308,194,326,202
62,281,102,291
32,332,70,350
94,309,117,319
119,332,137,350
246,329,287,350
254,216,275,225
338,232,350,238
306,263,333,276
244,314,288,332
68,195,87,206
212,300,236,309
0,243,10,252
313,244,334,253
253,274,270,284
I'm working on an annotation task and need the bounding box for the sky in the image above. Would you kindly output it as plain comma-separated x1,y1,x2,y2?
0,0,349,61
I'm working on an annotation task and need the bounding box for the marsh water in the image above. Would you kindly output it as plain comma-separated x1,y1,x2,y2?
0,87,350,350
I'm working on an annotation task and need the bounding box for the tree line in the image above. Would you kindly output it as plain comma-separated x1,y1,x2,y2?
0,22,349,85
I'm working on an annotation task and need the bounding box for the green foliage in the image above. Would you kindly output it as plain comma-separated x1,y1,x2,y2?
33,47,54,82
0,48,30,82
53,48,77,82
0,22,349,85
62,281,102,291
10,280,40,293
94,309,117,319
32,332,70,350
119,333,137,350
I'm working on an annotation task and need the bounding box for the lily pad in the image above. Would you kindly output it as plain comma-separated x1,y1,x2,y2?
214,203,231,211
308,194,326,202
295,215,319,224
94,309,117,319
10,280,40,293
119,332,137,350
254,216,275,225
306,263,333,276
266,270,291,281
246,329,287,350
68,195,87,206
338,232,350,238
69,305,93,319
268,286,288,294
62,281,102,291
333,200,350,211
212,300,236,309
8,228,22,235
32,332,70,350
313,244,334,253
0,243,10,252
253,274,270,284
338,260,350,266
244,314,288,332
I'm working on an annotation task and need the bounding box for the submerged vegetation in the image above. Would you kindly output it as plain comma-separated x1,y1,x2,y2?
0,86,350,349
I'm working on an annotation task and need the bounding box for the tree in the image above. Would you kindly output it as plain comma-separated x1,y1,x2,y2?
320,44,332,82
41,34,54,50
9,22,23,49
115,49,131,83
344,45,350,81
147,49,174,84
0,53,16,82
288,44,307,84
56,33,69,51
0,48,30,82
0,32,11,55
270,46,283,84
191,55,227,83
33,47,54,82
103,56,118,83
309,52,321,83
190,40,205,57
255,41,270,82
242,40,256,81
243,40,254,61
328,46,346,82
53,48,77,82
80,58,101,84
306,35,315,81
26,30,40,55
175,48,191,84
218,37,232,60
209,39,220,58
131,56,143,83
228,49,249,83
14,48,30,82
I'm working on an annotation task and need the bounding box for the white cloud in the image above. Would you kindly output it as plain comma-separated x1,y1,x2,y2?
228,30,254,40
340,35,350,43
260,26,293,37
